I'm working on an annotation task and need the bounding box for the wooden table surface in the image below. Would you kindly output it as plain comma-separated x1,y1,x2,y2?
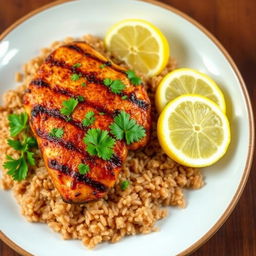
0,0,255,255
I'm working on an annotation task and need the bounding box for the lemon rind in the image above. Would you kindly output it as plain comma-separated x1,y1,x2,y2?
157,94,230,167
105,19,170,77
155,68,226,113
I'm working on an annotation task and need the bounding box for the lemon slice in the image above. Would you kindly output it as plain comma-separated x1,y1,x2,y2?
105,19,170,77
156,68,226,113
157,95,230,167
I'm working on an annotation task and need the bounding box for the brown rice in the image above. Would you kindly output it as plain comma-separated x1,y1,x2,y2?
0,35,204,249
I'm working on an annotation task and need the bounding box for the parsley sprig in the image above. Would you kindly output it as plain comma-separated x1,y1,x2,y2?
50,128,64,138
60,98,79,118
77,95,84,102
110,111,146,145
78,163,90,175
103,78,126,94
3,113,38,181
82,111,95,127
72,63,82,68
125,70,142,85
83,128,115,160
120,180,130,190
8,113,28,137
70,73,82,81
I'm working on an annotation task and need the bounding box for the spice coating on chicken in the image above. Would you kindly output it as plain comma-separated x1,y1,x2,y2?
23,41,151,203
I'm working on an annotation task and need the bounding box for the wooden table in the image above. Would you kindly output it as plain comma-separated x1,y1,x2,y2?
0,0,255,255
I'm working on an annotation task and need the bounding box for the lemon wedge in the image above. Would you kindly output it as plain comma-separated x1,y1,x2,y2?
155,68,226,113
157,95,230,167
105,19,170,77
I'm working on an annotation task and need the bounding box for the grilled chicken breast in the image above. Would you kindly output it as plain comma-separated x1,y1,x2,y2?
23,41,151,203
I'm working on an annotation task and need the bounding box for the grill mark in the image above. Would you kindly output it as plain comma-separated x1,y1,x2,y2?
31,105,85,129
30,79,49,87
31,104,115,142
30,82,114,116
31,108,122,168
36,128,90,159
45,53,149,110
46,55,103,85
109,154,122,167
53,86,113,115
129,93,150,110
48,159,108,192
64,44,125,75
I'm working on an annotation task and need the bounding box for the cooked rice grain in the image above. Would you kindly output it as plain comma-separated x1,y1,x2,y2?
0,35,204,248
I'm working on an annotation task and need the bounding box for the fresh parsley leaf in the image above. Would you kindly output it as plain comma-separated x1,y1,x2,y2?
4,112,38,181
72,63,82,68
125,70,142,85
100,64,106,69
110,111,146,144
8,113,28,137
103,78,126,94
3,137,37,181
131,76,142,85
25,137,38,148
77,95,84,102
120,180,130,190
3,155,28,181
81,82,87,87
121,95,128,100
3,155,20,172
50,128,64,138
26,151,36,166
70,73,82,81
78,163,90,175
103,78,112,86
8,137,37,152
110,80,126,94
82,111,95,127
60,98,78,117
7,139,23,150
83,128,115,160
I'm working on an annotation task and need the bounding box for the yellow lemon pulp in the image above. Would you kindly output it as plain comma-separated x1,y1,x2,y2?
156,68,226,113
105,19,170,77
157,95,230,167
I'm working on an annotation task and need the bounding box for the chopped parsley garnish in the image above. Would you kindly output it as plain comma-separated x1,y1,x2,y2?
49,128,64,138
81,82,87,87
99,112,105,115
110,80,126,94
110,111,146,145
3,113,38,181
103,78,126,94
72,63,82,68
82,111,95,127
125,70,142,85
70,73,82,81
120,180,130,190
100,64,106,69
4,156,29,181
121,95,128,100
103,78,112,86
78,163,90,175
77,95,85,102
83,128,115,160
60,98,79,117
8,113,28,137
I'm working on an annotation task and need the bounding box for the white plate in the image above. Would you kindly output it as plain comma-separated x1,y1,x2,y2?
0,0,254,255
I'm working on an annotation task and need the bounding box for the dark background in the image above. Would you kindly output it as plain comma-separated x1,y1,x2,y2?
0,0,255,255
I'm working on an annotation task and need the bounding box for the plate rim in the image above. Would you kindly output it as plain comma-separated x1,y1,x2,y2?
0,0,254,255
